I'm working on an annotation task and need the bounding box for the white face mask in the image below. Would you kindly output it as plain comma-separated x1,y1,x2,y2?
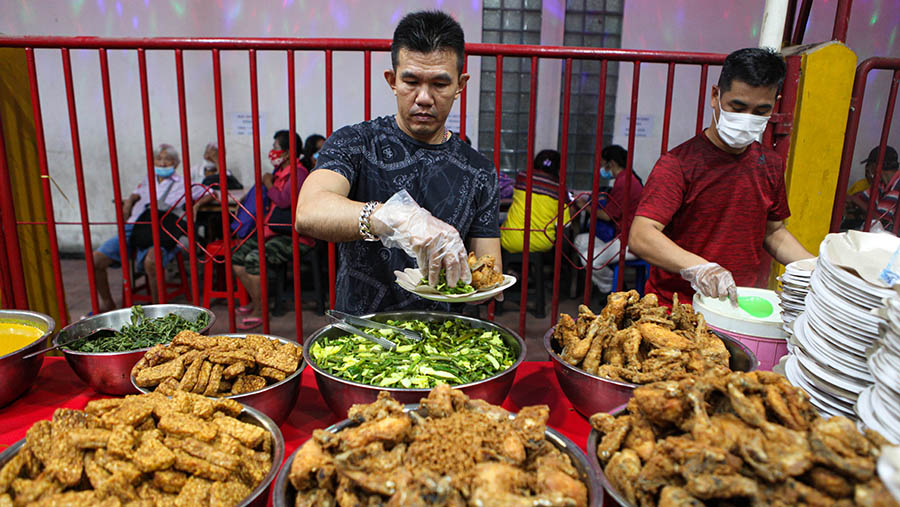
713,91,770,149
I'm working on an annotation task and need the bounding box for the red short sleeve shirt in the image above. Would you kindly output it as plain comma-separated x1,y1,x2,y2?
636,133,790,305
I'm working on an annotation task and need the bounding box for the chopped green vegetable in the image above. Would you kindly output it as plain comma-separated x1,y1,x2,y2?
310,319,516,388
66,306,210,353
418,270,475,294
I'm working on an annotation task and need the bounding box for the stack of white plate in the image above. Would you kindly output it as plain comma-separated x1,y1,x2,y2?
857,297,900,444
784,237,892,420
778,258,815,338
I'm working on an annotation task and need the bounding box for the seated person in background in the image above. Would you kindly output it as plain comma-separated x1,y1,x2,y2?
500,149,572,254
93,143,203,312
301,134,325,171
845,145,898,231
574,145,643,292
232,130,314,329
190,142,244,220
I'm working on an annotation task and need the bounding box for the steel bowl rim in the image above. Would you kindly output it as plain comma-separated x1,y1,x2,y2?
54,304,216,357
0,403,283,507
302,311,527,393
0,310,56,361
543,325,758,388
585,406,633,507
273,403,602,507
130,332,306,400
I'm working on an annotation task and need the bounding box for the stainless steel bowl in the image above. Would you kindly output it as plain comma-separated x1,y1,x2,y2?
132,333,305,426
0,310,55,407
272,404,602,507
586,406,633,507
543,326,758,417
304,311,527,418
56,304,214,395
0,403,283,507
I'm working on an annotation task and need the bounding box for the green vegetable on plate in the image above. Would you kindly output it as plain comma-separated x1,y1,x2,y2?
418,270,476,294
66,306,210,353
310,318,515,388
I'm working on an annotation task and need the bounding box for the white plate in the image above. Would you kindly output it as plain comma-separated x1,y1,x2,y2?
858,387,900,443
785,356,856,416
795,315,872,380
786,257,818,273
394,268,516,304
792,337,867,396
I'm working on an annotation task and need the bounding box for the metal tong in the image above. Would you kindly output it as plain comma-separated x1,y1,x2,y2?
325,310,424,351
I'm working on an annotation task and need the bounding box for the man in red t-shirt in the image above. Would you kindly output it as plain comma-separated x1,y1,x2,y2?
629,48,813,306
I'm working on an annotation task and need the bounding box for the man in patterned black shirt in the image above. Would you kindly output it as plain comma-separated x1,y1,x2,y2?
295,11,501,313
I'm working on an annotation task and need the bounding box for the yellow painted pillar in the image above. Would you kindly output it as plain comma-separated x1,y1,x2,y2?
0,48,66,324
770,41,857,286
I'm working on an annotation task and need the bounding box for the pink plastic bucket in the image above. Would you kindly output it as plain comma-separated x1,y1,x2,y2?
708,323,788,371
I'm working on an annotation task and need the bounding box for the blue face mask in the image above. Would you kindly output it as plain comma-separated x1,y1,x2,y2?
600,166,613,179
155,166,175,178
313,152,319,161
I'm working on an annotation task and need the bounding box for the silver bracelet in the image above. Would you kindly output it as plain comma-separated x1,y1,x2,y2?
359,201,380,241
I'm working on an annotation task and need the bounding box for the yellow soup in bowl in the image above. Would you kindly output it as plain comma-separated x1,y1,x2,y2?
0,321,45,356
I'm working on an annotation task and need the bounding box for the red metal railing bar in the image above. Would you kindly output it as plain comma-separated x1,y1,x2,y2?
551,58,573,323
212,49,236,331
661,62,675,154
774,55,801,160
459,56,468,140
618,61,641,291
0,214,13,307
364,50,372,121
832,0,853,43
888,72,900,235
62,48,101,313
174,49,200,306
792,0,814,45
695,64,708,135
583,60,608,307
288,50,304,339
325,49,336,311
830,57,900,233
0,37,728,65
487,54,503,323
136,49,168,305
519,56,539,337
0,114,28,309
99,48,134,308
866,70,899,233
24,48,68,325
249,49,270,334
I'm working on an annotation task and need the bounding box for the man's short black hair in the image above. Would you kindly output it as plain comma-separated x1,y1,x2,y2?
601,145,628,169
391,11,465,75
718,48,786,93
273,130,302,153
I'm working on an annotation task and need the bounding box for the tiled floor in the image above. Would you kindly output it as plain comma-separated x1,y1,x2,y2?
58,258,599,361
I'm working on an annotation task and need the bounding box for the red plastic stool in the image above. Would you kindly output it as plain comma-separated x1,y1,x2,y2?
129,250,191,303
202,240,250,308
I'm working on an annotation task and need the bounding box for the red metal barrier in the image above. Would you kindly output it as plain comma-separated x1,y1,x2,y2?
0,35,730,339
830,57,900,234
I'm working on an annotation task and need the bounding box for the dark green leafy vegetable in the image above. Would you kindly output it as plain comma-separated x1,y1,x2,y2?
418,270,475,294
66,306,210,353
310,319,515,388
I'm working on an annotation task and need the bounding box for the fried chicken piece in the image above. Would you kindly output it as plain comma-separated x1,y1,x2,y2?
417,383,468,418
576,305,596,337
632,381,690,428
535,463,588,507
294,489,336,507
289,439,335,490
854,479,900,507
582,317,616,374
636,451,679,499
624,409,657,461
468,252,505,289
670,293,697,331
637,322,696,350
605,449,642,506
338,415,411,449
511,404,549,446
683,473,759,501
468,462,534,506
809,416,876,482
658,485,704,507
601,290,640,326
591,413,630,463
805,466,854,499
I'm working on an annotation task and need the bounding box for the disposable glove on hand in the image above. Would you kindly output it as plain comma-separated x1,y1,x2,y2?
370,189,471,288
679,262,737,304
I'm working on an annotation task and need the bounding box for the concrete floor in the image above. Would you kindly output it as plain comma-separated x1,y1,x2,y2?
58,258,608,361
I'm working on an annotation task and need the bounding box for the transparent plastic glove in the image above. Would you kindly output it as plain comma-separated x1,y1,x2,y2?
680,262,737,304
370,189,471,288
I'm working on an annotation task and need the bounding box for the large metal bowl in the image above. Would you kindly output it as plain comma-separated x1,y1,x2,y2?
272,403,602,507
132,333,305,426
543,326,757,417
586,406,633,507
0,310,55,407
0,403,283,507
304,311,527,418
56,304,214,395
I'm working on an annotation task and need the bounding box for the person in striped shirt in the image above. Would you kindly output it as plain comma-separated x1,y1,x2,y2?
500,150,572,253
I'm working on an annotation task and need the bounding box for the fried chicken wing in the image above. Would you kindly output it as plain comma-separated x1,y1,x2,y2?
605,449,642,506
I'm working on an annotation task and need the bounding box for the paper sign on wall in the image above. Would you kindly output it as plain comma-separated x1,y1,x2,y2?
228,112,267,137
621,115,654,137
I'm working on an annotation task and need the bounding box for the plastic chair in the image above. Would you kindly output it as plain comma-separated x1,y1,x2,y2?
269,241,327,316
201,239,250,308
611,258,651,295
129,250,191,303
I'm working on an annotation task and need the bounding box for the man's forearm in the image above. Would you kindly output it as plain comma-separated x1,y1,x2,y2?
628,217,707,274
294,189,366,242
764,225,814,265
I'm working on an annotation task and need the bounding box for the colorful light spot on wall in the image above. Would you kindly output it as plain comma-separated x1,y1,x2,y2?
169,0,185,17
132,15,138,28
115,1,122,16
889,26,897,49
96,0,105,14
71,0,84,15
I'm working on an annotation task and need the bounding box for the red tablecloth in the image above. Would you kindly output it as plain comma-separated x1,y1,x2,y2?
0,358,605,504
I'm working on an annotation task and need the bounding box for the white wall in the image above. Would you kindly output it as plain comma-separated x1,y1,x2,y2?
613,0,900,182
0,0,483,252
